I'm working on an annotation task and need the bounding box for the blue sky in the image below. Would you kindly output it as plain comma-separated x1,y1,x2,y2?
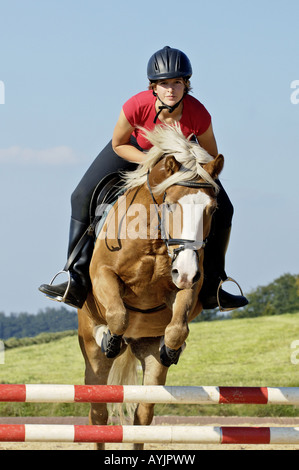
0,0,298,314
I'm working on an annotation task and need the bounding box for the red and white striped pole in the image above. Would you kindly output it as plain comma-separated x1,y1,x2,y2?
0,384,299,405
0,424,299,445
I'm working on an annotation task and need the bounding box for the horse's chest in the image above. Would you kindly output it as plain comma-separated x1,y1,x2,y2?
121,255,171,287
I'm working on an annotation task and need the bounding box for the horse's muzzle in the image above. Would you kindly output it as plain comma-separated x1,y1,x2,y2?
171,266,201,289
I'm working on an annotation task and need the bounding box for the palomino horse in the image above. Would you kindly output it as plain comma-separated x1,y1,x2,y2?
78,124,224,449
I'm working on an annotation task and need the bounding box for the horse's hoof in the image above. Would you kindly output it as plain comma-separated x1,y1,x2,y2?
160,344,183,367
101,329,123,358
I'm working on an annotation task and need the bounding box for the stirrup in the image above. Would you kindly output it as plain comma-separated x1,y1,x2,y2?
45,270,71,303
216,277,245,312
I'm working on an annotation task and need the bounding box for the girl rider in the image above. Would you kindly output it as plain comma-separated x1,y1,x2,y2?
39,46,248,311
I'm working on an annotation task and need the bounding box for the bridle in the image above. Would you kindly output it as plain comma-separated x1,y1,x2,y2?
146,171,215,260
121,172,215,315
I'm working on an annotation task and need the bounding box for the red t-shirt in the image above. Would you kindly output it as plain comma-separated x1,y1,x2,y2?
122,90,211,150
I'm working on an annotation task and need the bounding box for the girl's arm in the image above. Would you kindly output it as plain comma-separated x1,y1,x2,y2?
112,110,145,163
196,123,218,158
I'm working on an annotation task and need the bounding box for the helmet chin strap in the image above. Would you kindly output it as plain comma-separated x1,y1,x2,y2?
153,91,185,124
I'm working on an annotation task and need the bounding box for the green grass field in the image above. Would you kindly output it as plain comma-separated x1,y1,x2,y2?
1,313,299,418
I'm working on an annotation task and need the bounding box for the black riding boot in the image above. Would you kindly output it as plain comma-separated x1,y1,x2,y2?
200,226,248,311
38,218,94,308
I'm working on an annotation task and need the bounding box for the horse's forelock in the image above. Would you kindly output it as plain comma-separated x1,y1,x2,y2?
122,124,218,192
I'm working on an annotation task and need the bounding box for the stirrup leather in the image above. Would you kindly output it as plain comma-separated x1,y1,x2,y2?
216,276,245,312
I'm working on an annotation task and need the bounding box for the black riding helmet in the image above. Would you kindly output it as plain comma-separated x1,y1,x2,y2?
147,46,192,81
147,46,193,123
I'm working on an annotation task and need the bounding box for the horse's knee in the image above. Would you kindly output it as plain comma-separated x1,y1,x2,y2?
164,322,189,350
106,308,129,336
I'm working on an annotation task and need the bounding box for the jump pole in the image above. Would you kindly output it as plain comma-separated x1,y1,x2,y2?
0,424,299,445
1,384,299,405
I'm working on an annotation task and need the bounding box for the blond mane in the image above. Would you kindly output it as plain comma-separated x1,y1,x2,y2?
122,123,219,194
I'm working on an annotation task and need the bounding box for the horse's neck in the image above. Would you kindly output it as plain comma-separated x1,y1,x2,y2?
126,183,163,207
122,185,163,242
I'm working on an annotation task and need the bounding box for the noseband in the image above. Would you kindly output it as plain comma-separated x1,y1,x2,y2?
147,172,215,259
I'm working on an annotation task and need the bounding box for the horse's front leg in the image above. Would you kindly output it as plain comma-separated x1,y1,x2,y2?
161,288,195,367
92,266,128,357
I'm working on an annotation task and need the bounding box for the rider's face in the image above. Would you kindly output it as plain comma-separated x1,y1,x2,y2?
154,78,185,106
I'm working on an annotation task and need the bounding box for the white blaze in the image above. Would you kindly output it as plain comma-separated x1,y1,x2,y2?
171,192,212,289
179,192,211,245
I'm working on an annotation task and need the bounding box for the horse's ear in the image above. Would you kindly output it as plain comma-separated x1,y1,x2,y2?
204,154,224,179
164,155,181,176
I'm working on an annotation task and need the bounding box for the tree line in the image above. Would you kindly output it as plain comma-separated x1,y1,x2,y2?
0,307,78,340
0,273,298,338
194,272,299,321
231,273,299,319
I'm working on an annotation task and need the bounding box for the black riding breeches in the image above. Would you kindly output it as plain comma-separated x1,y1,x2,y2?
70,140,234,229
214,179,234,230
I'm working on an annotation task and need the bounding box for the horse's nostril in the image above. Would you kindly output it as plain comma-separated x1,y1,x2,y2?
172,268,179,275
